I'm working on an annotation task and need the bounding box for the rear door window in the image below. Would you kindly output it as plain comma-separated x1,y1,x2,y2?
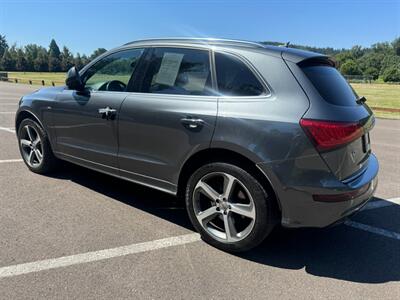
140,47,212,96
301,64,358,106
215,52,265,96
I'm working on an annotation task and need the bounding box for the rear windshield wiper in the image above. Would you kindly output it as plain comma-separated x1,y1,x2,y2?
356,96,367,104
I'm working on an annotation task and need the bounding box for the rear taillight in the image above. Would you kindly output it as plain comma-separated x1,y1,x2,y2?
300,118,364,151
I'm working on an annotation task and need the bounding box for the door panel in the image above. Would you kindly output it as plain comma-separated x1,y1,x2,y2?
117,46,217,192
53,90,126,171
118,93,217,190
52,48,145,172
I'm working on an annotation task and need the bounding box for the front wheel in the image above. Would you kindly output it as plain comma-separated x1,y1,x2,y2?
185,162,277,252
17,118,58,174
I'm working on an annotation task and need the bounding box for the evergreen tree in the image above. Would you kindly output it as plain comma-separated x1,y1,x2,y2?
16,48,28,71
81,54,89,66
48,39,61,71
34,48,48,71
0,48,16,71
25,44,40,71
74,53,84,70
0,34,8,57
60,46,74,71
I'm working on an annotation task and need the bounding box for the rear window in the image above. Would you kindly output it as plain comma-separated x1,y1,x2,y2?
301,64,358,106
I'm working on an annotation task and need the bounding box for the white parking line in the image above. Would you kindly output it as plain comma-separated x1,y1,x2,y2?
344,197,400,240
344,220,400,240
0,233,200,279
0,126,15,133
363,197,400,211
0,103,17,105
0,112,15,114
0,159,23,163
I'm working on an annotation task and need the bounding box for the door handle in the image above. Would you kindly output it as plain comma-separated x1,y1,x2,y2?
181,117,204,130
98,106,117,120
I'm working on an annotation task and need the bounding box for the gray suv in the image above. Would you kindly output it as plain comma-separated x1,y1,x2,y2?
16,38,378,252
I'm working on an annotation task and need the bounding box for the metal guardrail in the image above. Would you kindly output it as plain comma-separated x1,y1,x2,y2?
0,76,65,86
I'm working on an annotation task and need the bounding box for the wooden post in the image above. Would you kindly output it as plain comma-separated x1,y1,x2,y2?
42,80,45,86
15,78,18,83
29,80,32,85
52,81,55,86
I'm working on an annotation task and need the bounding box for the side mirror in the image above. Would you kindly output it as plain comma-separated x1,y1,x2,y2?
66,66,84,90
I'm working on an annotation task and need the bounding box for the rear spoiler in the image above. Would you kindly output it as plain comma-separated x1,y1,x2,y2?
297,56,337,68
280,47,336,67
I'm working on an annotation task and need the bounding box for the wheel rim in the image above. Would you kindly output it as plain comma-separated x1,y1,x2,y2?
20,125,43,167
192,172,256,243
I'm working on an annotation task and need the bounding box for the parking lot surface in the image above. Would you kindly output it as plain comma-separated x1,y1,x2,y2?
0,82,399,299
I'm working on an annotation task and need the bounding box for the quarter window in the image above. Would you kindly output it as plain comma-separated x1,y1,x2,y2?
141,48,212,96
215,52,265,96
83,49,144,92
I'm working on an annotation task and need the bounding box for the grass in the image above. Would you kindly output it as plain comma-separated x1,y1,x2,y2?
351,83,400,119
1,72,399,119
5,71,65,85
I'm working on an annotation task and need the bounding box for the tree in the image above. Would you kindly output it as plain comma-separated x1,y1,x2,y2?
25,44,40,71
6,45,18,71
34,48,48,71
74,53,84,70
382,65,400,82
350,45,364,59
16,48,28,71
363,67,379,80
81,54,89,66
358,52,384,73
339,60,362,75
0,48,16,71
48,39,61,71
392,38,400,56
60,46,74,71
0,34,8,57
90,48,107,60
380,54,400,75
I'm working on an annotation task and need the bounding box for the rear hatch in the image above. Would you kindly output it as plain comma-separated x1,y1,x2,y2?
288,57,374,181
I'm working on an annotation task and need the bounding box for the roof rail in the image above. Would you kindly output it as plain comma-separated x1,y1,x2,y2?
123,37,266,49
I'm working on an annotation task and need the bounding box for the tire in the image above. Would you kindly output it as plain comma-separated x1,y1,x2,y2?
17,118,58,174
185,162,277,252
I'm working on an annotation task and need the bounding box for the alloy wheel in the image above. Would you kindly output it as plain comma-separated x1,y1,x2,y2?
20,125,43,167
192,172,256,243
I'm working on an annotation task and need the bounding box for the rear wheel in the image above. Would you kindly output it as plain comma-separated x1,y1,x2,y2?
185,162,277,252
18,118,58,174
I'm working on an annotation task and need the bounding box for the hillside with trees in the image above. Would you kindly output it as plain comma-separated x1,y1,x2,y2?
0,35,106,73
262,38,400,82
0,34,399,82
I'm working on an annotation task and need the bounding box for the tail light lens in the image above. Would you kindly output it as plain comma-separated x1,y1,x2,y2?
300,118,364,151
313,183,370,202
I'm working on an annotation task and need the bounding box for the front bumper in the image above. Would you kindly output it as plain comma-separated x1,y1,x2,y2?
257,153,379,228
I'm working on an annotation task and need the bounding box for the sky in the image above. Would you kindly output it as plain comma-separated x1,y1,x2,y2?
0,0,399,55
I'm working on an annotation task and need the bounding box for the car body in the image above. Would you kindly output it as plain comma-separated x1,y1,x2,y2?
16,38,378,251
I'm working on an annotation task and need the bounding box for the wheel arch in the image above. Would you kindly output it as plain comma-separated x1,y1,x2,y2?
15,109,44,132
177,147,281,213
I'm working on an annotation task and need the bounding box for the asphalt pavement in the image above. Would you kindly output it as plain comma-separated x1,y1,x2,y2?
0,82,399,299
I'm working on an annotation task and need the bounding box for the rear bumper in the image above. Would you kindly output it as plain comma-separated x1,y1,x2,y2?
257,153,379,228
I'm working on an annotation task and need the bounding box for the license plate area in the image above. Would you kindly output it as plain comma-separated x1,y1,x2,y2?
362,133,371,153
